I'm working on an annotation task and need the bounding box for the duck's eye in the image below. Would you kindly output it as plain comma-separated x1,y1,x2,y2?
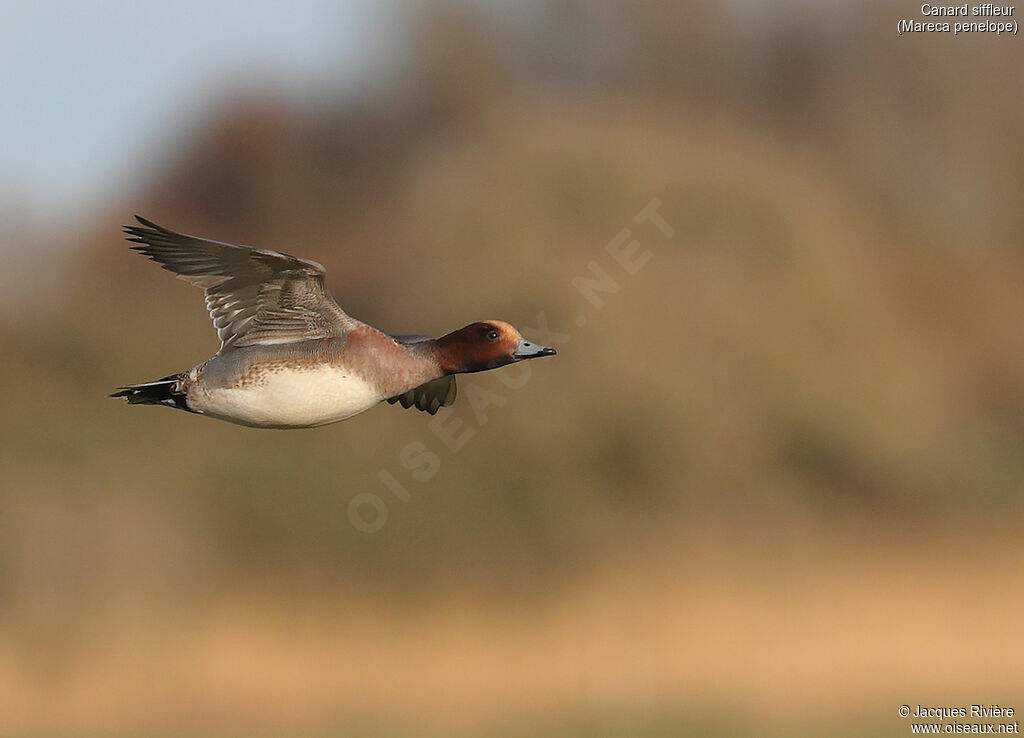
486,330,500,341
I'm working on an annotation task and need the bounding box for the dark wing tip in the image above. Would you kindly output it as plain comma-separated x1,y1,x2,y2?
386,376,456,415
134,215,162,229
123,216,166,242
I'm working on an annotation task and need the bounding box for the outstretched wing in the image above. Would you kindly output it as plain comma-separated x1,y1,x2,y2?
124,216,356,349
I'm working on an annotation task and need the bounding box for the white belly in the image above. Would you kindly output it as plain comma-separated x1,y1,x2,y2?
190,365,383,428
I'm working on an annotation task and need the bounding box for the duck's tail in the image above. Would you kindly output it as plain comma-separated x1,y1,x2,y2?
109,373,193,412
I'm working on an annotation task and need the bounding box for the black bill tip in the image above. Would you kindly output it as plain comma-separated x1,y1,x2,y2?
513,339,557,360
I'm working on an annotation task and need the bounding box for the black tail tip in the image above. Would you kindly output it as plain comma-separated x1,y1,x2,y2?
108,376,193,413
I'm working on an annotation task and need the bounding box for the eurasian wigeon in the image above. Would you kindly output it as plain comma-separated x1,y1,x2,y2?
110,217,556,428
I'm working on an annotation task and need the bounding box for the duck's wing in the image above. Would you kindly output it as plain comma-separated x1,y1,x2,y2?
124,216,356,350
386,334,457,415
386,375,457,415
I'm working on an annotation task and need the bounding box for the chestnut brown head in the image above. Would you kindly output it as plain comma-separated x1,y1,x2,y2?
433,320,556,374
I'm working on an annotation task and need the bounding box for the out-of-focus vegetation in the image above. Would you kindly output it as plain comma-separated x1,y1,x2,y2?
3,2,1024,736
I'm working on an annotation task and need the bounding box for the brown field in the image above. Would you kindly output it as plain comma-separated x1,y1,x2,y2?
2,516,1022,737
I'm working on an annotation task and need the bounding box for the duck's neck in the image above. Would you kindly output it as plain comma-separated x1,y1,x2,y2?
338,326,446,397
430,334,464,374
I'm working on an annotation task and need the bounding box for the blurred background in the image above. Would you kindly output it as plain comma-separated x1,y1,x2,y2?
3,1,1024,736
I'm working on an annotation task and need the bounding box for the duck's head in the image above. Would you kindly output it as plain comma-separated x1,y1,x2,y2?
433,320,557,374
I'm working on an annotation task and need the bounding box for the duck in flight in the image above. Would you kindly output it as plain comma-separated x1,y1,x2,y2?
110,217,556,429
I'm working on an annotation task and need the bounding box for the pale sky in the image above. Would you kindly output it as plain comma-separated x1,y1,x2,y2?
0,1,391,222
